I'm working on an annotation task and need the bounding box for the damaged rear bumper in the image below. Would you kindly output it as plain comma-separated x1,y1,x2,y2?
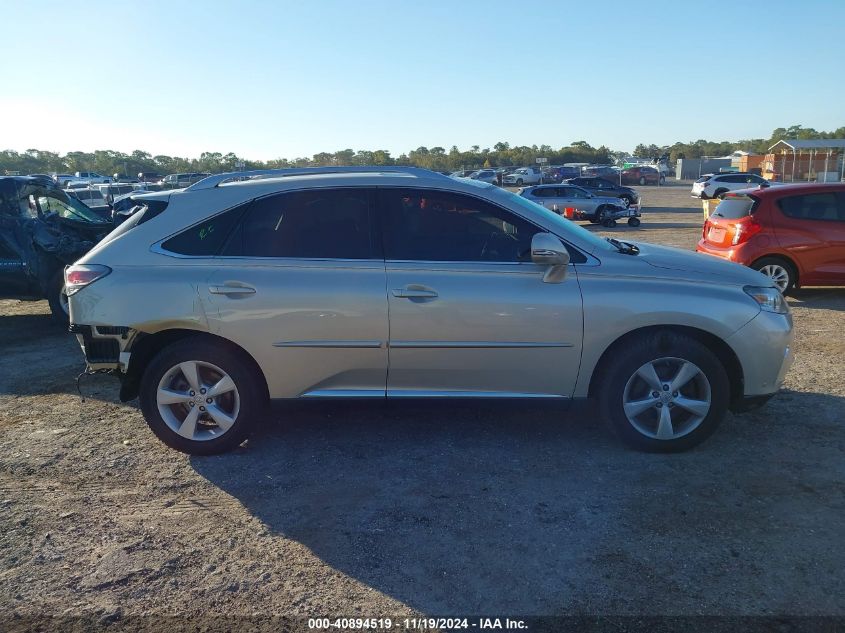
69,324,132,372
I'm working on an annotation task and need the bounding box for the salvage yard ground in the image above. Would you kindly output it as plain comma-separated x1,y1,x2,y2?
1,181,843,623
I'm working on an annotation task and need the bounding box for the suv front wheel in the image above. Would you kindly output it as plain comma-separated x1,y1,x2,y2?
597,331,729,452
139,338,265,454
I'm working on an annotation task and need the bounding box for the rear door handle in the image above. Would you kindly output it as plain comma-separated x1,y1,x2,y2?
392,285,438,299
209,284,256,295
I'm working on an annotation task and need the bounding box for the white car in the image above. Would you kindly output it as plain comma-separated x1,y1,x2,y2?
692,173,769,199
64,180,91,190
468,169,498,184
503,167,542,186
67,187,110,216
73,171,112,185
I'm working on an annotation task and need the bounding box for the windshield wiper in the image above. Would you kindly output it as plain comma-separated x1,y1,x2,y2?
605,237,639,255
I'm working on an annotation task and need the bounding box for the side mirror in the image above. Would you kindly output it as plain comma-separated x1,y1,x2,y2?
531,233,570,283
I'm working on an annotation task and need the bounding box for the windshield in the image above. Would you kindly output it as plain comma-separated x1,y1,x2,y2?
492,188,616,254
712,195,758,219
35,191,110,223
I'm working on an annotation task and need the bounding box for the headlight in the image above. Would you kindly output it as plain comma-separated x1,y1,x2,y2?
744,286,788,314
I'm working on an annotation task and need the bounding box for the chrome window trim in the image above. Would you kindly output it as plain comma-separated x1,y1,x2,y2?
148,183,600,266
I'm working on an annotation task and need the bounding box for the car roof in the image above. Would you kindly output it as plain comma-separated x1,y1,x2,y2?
733,182,845,197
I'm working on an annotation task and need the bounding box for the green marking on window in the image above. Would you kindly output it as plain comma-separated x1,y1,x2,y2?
199,225,215,240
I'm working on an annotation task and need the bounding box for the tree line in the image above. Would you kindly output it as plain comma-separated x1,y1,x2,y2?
633,125,845,162
2,125,841,177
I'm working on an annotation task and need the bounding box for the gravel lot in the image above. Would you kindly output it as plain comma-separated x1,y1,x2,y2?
1,181,843,627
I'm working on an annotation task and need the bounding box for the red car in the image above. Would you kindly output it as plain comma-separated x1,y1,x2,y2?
621,166,665,186
696,183,845,292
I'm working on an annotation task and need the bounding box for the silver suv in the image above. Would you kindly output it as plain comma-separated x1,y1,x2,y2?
66,167,794,455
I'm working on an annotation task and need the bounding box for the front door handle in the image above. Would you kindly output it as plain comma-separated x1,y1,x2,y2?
392,285,438,299
209,284,256,295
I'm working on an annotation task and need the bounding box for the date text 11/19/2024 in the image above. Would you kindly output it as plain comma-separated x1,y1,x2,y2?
308,617,528,630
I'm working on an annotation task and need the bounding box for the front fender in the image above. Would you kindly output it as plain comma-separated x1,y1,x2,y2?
573,271,759,397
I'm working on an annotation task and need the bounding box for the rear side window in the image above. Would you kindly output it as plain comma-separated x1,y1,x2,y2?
778,193,843,222
222,189,375,259
712,196,758,219
161,204,246,256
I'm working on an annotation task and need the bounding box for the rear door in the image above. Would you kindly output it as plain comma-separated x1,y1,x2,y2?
194,187,389,398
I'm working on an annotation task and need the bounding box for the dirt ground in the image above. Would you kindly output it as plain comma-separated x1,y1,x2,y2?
1,181,843,629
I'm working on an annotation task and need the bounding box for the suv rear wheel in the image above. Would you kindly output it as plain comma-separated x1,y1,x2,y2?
139,338,265,454
597,331,729,452
714,188,728,198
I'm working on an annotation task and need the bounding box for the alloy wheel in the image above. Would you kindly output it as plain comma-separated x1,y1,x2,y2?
622,357,712,440
156,360,240,441
759,264,790,293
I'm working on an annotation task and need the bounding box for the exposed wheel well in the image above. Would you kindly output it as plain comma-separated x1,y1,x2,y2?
749,254,799,286
588,325,745,408
119,329,269,403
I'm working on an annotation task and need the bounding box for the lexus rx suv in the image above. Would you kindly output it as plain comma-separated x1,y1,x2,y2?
66,167,793,455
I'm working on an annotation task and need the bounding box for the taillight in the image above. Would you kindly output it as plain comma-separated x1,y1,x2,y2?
731,217,762,245
64,264,112,295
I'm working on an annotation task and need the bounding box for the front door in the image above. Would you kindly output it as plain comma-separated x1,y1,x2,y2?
197,187,389,398
379,188,584,398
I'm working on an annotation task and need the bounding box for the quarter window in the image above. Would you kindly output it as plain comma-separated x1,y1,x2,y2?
380,189,540,262
161,204,247,256
222,189,375,259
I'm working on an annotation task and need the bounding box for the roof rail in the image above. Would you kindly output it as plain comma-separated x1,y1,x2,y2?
186,166,448,191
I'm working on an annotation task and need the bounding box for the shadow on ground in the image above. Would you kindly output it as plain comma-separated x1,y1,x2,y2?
191,392,845,614
788,288,845,311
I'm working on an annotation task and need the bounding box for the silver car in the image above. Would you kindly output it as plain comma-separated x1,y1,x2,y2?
67,167,793,455
519,184,625,223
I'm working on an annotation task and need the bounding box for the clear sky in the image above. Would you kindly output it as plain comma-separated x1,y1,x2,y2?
1,0,843,160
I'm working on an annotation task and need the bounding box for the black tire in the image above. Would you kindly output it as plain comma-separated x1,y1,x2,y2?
515,178,523,186
627,217,641,227
619,195,633,208
639,176,647,185
596,331,729,452
47,270,69,326
603,219,617,228
751,256,797,294
714,188,728,199
595,205,607,223
139,338,266,455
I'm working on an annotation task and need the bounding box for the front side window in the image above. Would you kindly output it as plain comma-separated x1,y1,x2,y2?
222,189,375,259
381,189,540,263
34,190,108,224
778,193,842,222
